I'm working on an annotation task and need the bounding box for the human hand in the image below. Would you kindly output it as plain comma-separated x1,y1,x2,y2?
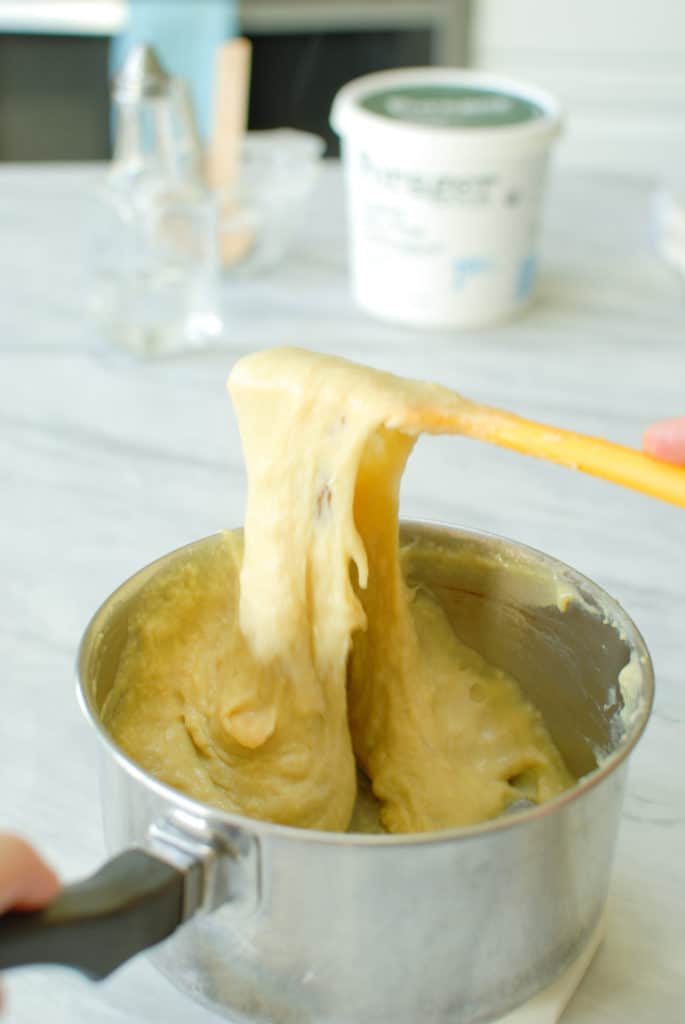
0,835,58,914
643,416,685,466
0,836,58,1007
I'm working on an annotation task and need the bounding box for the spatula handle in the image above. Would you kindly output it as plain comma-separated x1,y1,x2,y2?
461,404,685,508
410,394,685,509
0,850,183,980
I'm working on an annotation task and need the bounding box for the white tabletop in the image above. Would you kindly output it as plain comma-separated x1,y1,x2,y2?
1,162,683,1023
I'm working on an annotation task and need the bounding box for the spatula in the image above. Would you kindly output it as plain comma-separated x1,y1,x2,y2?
403,392,685,509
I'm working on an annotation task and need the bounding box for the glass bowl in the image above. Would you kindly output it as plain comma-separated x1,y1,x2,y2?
218,128,326,274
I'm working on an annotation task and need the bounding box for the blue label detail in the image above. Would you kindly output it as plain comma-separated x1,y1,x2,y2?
516,255,537,300
453,257,493,290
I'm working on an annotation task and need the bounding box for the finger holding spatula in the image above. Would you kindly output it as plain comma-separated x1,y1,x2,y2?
643,416,685,467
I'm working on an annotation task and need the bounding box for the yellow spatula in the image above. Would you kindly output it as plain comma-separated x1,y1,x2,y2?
406,393,685,509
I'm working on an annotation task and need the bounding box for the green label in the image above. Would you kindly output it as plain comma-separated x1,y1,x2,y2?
360,84,545,128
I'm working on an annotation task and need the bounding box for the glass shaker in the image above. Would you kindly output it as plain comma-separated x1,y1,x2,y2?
91,45,224,356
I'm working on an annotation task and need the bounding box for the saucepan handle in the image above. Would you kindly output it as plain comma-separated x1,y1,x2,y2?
0,849,184,980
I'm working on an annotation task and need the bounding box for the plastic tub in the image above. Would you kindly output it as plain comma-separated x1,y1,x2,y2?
330,68,562,328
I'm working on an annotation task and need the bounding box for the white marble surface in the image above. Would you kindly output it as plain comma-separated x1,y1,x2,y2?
0,162,684,1022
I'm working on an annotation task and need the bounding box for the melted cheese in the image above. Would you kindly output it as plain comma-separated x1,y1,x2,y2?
104,348,572,832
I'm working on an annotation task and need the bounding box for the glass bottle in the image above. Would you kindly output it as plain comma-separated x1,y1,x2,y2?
91,45,223,356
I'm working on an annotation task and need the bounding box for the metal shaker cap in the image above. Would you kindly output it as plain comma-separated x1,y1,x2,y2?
113,44,172,102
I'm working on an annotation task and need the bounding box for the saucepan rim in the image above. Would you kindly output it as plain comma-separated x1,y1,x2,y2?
76,519,654,848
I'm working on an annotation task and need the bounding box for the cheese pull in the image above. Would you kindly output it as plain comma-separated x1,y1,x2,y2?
104,347,678,837
238,347,685,508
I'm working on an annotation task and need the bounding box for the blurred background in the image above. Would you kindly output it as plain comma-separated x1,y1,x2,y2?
1,0,684,174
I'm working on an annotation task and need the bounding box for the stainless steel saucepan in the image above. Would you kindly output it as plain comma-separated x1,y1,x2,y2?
0,522,653,1023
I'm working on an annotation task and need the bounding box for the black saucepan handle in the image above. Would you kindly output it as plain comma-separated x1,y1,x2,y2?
0,849,184,980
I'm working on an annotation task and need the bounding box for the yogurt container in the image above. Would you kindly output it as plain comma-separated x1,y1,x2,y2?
330,68,562,329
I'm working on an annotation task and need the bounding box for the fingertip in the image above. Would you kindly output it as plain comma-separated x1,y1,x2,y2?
643,417,685,466
642,422,664,458
15,863,60,910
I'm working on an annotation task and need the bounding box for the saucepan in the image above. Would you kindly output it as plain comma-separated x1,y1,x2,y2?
0,522,653,1023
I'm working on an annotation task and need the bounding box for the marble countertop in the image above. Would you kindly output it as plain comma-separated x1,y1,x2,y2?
1,162,683,1022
